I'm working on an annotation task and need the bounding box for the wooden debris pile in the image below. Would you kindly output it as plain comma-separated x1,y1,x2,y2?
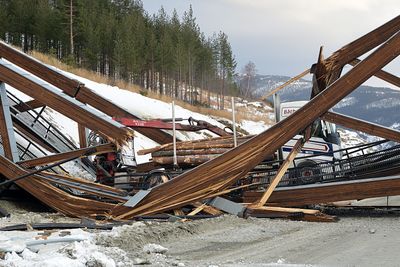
0,16,399,224
139,135,258,166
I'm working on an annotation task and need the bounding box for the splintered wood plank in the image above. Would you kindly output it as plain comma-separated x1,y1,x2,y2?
251,138,304,207
17,143,115,168
193,202,223,215
188,204,206,216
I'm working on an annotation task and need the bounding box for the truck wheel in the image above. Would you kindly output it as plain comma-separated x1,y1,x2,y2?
297,161,321,185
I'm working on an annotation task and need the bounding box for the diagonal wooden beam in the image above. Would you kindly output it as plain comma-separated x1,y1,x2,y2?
0,62,132,144
251,138,305,207
262,68,310,99
349,58,400,88
0,91,15,160
324,15,400,69
0,41,174,144
322,111,400,143
12,99,45,112
17,143,116,168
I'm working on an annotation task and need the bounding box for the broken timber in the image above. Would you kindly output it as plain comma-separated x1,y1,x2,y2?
111,28,400,219
0,41,174,145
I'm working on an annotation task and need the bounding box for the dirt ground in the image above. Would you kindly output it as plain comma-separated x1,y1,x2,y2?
2,199,400,267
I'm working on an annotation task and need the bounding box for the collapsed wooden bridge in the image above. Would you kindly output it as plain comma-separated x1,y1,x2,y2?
0,15,399,222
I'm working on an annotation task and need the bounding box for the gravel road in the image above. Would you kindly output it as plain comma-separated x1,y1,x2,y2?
2,199,400,267
156,215,400,267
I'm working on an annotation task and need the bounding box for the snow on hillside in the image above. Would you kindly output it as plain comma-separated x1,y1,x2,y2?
4,58,272,168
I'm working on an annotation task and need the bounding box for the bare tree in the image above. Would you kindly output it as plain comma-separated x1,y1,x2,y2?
242,61,257,98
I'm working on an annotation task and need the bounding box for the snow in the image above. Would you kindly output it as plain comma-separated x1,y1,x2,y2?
335,96,357,108
240,120,270,135
0,229,118,267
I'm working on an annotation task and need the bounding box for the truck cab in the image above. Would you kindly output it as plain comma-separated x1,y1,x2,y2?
278,100,342,182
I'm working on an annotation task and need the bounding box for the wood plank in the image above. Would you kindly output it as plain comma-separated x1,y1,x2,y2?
0,96,14,160
262,68,310,99
193,202,223,215
322,111,400,143
12,99,44,112
187,204,206,216
251,138,304,207
17,143,115,168
246,206,337,222
349,58,400,88
243,175,400,206
78,124,87,148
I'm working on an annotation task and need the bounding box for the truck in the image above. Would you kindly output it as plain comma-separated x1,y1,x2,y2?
277,100,342,183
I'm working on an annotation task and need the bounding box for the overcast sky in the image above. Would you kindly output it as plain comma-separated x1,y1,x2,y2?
142,0,399,88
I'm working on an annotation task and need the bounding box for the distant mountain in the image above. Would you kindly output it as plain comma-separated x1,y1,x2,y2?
252,74,400,128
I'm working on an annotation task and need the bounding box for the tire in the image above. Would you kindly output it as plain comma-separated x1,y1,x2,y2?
296,161,322,185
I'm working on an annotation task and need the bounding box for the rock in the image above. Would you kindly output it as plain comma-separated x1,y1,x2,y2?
177,263,185,267
143,243,168,254
133,257,150,265
369,229,376,234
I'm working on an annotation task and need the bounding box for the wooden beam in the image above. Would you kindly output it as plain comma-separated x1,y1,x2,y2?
322,111,400,143
0,93,14,160
17,143,115,168
251,138,304,207
349,58,400,88
0,62,132,144
12,99,44,112
246,206,337,222
78,124,87,148
188,204,206,216
243,175,400,207
324,15,400,69
193,202,223,215
0,41,173,145
0,82,19,161
262,68,310,99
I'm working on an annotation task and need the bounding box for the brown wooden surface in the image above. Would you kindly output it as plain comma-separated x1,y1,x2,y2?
246,206,337,222
349,58,400,88
17,143,115,168
243,176,400,206
0,97,14,160
322,111,400,143
13,99,44,112
0,154,117,218
78,124,87,148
